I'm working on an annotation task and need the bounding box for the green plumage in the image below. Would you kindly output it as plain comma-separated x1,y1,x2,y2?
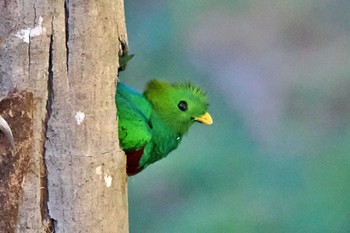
116,80,212,176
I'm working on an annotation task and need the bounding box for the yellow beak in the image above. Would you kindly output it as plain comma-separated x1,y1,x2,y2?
194,112,213,125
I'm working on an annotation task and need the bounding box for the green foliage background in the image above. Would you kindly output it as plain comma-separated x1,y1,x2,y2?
121,0,350,232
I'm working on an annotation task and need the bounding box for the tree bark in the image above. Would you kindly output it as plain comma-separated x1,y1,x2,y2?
0,0,128,232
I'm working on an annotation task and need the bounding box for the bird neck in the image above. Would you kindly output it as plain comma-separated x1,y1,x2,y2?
150,112,182,140
139,111,184,168
153,112,190,136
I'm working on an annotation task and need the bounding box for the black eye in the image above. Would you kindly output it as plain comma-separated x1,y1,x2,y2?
177,100,188,111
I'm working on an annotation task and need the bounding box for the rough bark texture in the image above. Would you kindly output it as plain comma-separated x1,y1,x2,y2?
0,92,34,232
0,0,128,232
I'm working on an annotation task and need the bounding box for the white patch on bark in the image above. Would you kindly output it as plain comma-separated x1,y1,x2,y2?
95,166,102,175
104,172,113,188
96,166,113,187
15,16,46,43
74,111,85,125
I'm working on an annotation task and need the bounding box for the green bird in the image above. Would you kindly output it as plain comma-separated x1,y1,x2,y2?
116,80,213,176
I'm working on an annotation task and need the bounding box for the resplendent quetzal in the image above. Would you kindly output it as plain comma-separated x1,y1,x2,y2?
116,80,212,176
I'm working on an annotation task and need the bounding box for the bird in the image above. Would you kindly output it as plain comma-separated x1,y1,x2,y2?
116,80,212,176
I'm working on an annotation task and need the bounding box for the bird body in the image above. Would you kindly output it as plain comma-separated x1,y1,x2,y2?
116,80,212,176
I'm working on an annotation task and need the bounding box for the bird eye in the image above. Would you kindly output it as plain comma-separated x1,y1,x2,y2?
178,100,188,111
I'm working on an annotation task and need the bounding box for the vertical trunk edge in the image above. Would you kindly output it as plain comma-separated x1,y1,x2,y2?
0,0,128,232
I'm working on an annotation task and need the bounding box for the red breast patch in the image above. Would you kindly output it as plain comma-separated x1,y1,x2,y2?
125,148,144,176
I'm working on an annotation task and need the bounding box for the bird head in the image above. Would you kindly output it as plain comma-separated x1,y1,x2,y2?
144,80,212,135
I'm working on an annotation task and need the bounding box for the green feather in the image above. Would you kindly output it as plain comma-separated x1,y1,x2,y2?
116,80,212,174
116,82,151,151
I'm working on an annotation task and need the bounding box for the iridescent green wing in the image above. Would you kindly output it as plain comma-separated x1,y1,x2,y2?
116,82,152,151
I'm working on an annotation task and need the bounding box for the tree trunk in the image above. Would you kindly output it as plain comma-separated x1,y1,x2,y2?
0,0,128,232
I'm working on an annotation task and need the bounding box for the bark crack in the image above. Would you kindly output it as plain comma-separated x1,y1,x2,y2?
28,0,38,79
64,0,70,74
27,2,38,80
33,1,38,24
40,16,56,233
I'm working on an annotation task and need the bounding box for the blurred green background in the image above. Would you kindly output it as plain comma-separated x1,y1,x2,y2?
120,0,350,232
